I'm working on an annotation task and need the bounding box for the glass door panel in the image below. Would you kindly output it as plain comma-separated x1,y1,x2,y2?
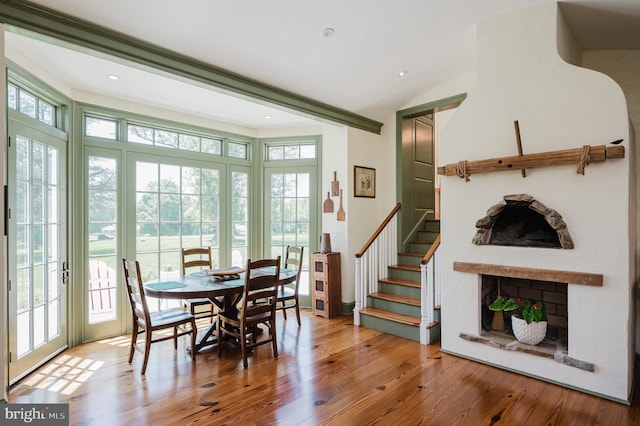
8,123,67,384
265,169,316,298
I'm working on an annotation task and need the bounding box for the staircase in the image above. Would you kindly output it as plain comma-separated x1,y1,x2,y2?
358,218,441,343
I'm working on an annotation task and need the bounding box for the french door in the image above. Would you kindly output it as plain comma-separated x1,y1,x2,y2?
265,168,316,300
7,119,68,383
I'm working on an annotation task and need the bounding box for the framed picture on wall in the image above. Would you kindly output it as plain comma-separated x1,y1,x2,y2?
354,166,375,198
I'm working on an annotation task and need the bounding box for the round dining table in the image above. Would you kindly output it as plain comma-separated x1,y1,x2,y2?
144,267,297,353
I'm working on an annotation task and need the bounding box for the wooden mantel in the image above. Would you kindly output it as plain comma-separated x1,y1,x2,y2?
453,262,603,286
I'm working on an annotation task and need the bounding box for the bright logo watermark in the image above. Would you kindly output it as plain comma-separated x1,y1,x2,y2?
2,404,68,425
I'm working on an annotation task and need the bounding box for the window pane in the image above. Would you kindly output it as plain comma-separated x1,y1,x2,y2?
88,157,117,190
86,116,118,140
284,146,299,159
155,129,178,149
268,146,284,160
201,138,222,155
128,124,154,145
19,90,37,118
38,100,55,126
179,134,200,152
137,162,158,191
228,142,247,159
300,145,316,159
8,84,17,110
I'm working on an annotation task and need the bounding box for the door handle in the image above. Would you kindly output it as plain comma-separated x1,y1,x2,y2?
62,261,70,285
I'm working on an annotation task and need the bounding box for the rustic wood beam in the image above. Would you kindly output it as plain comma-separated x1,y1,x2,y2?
453,262,603,286
438,145,624,177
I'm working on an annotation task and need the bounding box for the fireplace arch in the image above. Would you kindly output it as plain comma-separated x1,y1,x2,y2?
472,194,573,249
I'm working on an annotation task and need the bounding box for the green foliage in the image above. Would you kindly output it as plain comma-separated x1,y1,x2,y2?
488,296,518,312
488,297,547,324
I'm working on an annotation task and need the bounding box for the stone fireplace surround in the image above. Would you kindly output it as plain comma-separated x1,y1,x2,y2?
438,3,635,403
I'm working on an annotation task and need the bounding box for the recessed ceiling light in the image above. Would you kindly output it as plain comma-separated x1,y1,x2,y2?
398,70,408,77
264,115,272,119
322,28,335,38
107,74,119,80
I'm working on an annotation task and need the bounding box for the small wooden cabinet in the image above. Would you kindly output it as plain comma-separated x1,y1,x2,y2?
311,252,342,318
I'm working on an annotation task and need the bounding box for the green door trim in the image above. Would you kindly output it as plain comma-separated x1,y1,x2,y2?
0,0,383,135
395,93,467,249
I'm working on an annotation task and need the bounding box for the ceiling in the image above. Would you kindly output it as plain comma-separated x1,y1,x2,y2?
5,0,640,131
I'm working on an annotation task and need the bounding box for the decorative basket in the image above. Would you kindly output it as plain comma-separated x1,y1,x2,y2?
511,315,547,345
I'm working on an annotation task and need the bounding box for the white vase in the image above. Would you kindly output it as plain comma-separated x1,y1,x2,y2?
511,315,547,345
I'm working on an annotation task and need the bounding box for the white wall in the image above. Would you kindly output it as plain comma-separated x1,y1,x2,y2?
439,3,634,402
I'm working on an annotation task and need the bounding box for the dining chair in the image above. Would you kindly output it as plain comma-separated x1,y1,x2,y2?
217,257,281,368
181,247,216,322
276,246,304,326
122,258,197,374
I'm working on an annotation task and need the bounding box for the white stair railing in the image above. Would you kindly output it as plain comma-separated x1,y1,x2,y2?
420,234,441,345
354,204,400,326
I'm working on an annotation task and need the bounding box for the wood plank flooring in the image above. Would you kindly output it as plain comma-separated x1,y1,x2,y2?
8,310,640,425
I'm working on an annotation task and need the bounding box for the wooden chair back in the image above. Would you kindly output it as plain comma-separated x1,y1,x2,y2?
122,258,151,329
181,247,213,274
240,257,281,326
122,258,197,374
218,256,281,368
284,246,304,291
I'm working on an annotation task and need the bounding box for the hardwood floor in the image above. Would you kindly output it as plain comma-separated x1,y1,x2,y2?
8,310,640,425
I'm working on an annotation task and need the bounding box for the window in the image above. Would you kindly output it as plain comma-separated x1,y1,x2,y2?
126,122,224,155
228,141,248,159
135,161,221,281
8,83,57,127
267,143,316,160
85,116,118,140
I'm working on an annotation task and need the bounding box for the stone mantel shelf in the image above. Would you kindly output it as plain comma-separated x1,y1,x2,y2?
453,262,603,286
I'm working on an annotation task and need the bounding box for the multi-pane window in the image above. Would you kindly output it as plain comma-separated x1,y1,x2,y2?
135,161,220,282
127,123,223,155
8,83,56,127
269,172,310,261
267,143,316,160
15,136,62,354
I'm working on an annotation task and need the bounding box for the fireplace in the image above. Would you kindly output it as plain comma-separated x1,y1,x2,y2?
438,3,635,403
473,194,573,249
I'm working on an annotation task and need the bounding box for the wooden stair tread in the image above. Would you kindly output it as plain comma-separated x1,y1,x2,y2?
409,240,435,245
398,251,423,258
379,277,420,288
389,264,420,272
370,292,421,306
360,307,420,326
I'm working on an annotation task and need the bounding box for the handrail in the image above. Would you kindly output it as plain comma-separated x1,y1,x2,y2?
421,234,441,265
355,203,401,258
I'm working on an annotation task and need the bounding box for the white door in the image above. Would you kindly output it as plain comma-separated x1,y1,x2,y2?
8,121,68,383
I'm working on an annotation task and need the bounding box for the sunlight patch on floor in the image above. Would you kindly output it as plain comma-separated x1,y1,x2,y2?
20,354,104,396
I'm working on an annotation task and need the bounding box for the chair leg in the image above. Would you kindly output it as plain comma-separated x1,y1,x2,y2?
296,302,302,327
173,326,178,350
282,301,288,320
190,319,197,360
141,331,152,375
128,323,138,363
271,320,278,359
294,297,301,326
241,325,248,369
